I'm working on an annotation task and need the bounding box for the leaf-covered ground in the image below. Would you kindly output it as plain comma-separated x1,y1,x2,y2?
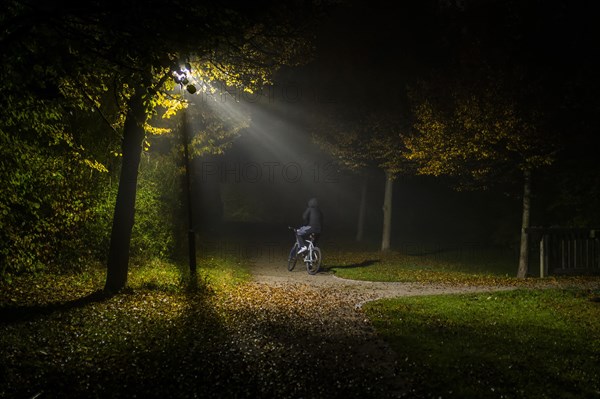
0,261,405,399
3,254,599,399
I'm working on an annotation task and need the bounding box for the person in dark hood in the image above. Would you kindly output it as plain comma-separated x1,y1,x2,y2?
296,197,323,254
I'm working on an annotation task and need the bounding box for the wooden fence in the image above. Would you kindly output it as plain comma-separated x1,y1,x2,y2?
527,227,600,277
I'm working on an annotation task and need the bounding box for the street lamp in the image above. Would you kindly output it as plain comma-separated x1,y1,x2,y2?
176,64,197,276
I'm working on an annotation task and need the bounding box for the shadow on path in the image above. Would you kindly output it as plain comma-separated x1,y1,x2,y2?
0,289,110,324
323,259,380,272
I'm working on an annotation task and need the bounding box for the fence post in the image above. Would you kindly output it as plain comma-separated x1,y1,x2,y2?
540,234,548,278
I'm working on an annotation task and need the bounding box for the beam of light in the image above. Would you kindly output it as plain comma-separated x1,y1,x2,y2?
196,88,363,230
172,69,365,242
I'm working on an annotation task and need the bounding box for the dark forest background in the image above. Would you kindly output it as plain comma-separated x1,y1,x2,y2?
2,0,599,280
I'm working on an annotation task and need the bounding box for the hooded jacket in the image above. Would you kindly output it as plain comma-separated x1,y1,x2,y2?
302,198,323,233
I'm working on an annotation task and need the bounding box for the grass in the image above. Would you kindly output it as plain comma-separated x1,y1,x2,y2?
128,256,252,292
363,288,600,399
326,247,549,285
0,256,253,399
325,248,600,289
327,247,600,397
1,256,251,306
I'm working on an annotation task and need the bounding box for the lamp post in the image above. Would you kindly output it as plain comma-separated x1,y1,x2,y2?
180,86,197,276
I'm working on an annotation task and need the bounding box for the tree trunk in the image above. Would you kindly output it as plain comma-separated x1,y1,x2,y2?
517,169,532,278
381,171,394,251
104,90,147,293
356,175,367,242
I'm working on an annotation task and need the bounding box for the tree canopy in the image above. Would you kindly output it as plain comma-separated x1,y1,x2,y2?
406,72,556,187
1,0,321,288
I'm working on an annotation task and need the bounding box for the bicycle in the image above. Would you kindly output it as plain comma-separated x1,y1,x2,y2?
287,227,322,275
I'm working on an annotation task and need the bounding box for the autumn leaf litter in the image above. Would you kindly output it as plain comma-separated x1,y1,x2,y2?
3,257,598,398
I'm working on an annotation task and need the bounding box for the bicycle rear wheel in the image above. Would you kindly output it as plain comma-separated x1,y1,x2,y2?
287,242,299,271
306,247,321,275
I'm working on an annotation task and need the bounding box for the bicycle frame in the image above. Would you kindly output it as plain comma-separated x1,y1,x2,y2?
288,227,322,275
303,237,316,260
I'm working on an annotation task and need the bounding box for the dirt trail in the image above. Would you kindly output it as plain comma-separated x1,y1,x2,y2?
248,254,516,306
220,254,600,397
228,255,521,397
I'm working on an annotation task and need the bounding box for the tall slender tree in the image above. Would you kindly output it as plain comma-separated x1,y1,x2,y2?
311,112,371,242
365,115,411,251
405,74,555,277
312,110,410,251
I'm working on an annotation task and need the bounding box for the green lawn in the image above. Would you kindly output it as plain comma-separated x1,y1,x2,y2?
326,248,538,285
328,248,600,397
364,289,600,399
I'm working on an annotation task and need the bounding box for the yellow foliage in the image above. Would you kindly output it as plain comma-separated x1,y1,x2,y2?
144,124,171,136
407,81,554,182
82,158,108,173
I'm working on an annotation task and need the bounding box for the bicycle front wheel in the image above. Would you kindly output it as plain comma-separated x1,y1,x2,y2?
306,247,321,275
287,242,299,271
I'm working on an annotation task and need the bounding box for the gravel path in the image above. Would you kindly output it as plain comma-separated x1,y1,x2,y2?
225,255,519,398
248,254,517,306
